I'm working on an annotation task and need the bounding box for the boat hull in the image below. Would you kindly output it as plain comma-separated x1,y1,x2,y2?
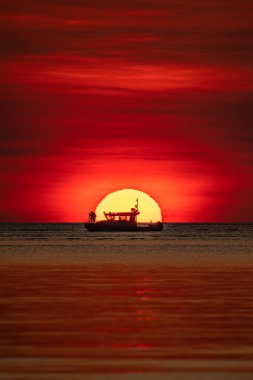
84,221,163,232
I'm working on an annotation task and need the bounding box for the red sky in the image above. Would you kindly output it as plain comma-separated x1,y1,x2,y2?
1,0,253,222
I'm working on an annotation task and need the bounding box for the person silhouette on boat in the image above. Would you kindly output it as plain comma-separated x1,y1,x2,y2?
89,211,96,223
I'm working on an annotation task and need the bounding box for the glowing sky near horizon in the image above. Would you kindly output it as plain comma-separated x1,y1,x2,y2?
1,0,253,222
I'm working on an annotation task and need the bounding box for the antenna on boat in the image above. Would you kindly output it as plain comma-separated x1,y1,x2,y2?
135,198,138,211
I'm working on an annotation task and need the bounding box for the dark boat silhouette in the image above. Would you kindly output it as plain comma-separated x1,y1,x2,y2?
85,199,163,232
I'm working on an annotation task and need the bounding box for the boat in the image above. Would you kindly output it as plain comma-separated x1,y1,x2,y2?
85,199,163,232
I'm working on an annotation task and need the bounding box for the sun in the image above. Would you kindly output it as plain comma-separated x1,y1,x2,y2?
95,189,162,223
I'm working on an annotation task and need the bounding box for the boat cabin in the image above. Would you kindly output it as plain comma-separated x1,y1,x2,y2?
104,208,140,223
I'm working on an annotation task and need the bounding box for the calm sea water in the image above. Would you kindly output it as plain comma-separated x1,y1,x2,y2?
0,223,253,380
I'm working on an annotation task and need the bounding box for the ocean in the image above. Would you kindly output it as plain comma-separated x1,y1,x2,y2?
0,223,253,380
